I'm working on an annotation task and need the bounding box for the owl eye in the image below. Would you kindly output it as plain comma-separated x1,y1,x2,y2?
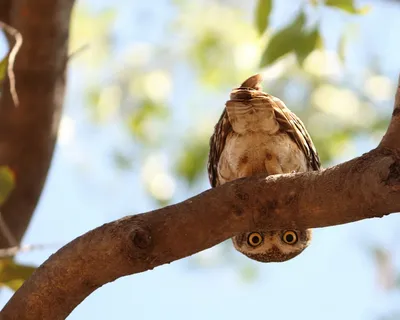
282,231,298,245
247,232,263,247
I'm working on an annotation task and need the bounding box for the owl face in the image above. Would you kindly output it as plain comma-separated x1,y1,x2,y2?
232,229,312,263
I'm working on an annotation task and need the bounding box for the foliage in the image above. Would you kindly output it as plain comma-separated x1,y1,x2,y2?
0,167,35,292
324,0,371,14
175,137,209,186
0,166,14,206
259,11,323,67
257,0,368,68
0,259,36,292
255,0,272,35
0,56,7,83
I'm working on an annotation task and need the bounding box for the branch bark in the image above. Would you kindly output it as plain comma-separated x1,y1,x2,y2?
0,0,75,248
1,77,400,320
0,0,11,25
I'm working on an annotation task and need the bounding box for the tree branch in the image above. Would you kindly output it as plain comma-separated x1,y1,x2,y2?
2,75,400,319
0,0,75,248
0,0,11,25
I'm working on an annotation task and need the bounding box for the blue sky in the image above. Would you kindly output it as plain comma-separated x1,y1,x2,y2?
2,0,400,319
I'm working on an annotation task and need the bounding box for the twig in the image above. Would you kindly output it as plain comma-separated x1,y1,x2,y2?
67,44,90,61
0,21,23,107
0,211,17,247
0,243,62,258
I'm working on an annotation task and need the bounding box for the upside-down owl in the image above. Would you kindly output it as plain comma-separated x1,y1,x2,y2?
207,74,321,262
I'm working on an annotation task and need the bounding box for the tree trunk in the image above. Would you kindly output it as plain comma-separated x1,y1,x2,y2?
0,0,74,248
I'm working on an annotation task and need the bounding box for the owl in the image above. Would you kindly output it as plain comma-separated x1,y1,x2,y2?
207,74,321,262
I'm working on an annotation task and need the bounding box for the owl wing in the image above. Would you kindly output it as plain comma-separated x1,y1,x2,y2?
272,98,321,171
207,108,232,188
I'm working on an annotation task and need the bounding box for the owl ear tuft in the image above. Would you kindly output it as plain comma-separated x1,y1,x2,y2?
240,74,263,91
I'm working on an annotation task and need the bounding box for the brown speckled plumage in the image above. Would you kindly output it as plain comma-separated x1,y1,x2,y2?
207,74,321,263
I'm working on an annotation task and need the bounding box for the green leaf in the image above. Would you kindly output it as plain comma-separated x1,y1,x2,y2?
260,11,306,67
0,56,8,82
175,139,209,186
337,31,347,63
239,264,259,283
337,24,358,63
0,166,15,206
127,100,169,143
294,27,323,65
0,259,36,291
324,0,371,14
113,151,132,170
255,0,273,35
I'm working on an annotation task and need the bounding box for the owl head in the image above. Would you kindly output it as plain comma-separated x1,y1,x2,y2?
232,229,312,262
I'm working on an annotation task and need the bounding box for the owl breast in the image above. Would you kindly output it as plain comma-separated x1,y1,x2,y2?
217,131,308,184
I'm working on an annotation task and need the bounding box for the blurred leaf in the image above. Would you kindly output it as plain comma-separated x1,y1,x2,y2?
337,31,347,63
154,198,170,208
337,24,359,63
86,87,102,121
89,85,121,123
294,27,323,65
372,247,395,291
0,56,8,82
324,0,371,14
312,129,352,164
371,117,391,131
113,151,132,170
0,166,15,206
175,139,209,185
69,6,117,66
177,2,258,87
86,87,101,108
260,11,306,67
127,100,169,143
0,259,36,291
255,0,273,35
191,30,232,86
239,264,259,283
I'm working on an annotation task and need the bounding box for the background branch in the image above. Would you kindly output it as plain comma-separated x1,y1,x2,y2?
0,21,23,107
0,0,75,248
1,78,400,319
0,0,11,25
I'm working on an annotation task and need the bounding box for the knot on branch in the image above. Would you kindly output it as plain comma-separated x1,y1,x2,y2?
130,227,152,250
392,108,400,117
385,160,400,190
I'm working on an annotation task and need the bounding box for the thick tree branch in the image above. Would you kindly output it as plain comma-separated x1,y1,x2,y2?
0,0,11,25
2,77,400,320
0,0,75,248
